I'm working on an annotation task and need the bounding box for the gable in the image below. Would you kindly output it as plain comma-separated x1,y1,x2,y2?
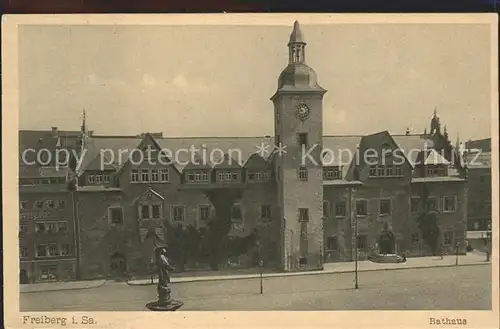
133,187,164,204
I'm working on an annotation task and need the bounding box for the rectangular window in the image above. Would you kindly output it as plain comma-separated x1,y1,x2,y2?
386,166,394,176
39,265,57,280
394,166,402,176
103,175,110,184
57,221,67,233
298,133,308,147
326,236,338,251
131,169,139,182
36,245,47,257
444,231,453,245
46,222,57,233
335,202,346,217
46,200,55,209
323,201,330,218
152,204,161,219
88,175,95,184
151,169,160,182
140,204,150,219
35,200,43,209
443,196,457,212
377,167,385,177
411,233,419,245
298,167,308,181
299,208,309,222
48,243,59,256
35,223,46,233
95,175,102,184
20,201,28,210
411,197,420,213
140,168,150,182
19,224,28,233
261,205,272,220
199,205,210,221
173,206,185,222
356,200,367,216
109,207,124,225
58,200,66,209
231,204,242,221
357,235,368,249
161,168,170,182
379,199,391,216
60,244,70,256
427,197,438,212
369,165,377,177
20,247,28,258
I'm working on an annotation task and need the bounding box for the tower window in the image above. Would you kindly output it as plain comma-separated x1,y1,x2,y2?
298,133,308,147
298,166,308,181
298,208,309,222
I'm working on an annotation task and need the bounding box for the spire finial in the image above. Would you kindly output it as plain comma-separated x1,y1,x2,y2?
288,20,305,45
433,106,437,116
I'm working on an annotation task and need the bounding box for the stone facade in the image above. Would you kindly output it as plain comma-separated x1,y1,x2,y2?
18,21,470,281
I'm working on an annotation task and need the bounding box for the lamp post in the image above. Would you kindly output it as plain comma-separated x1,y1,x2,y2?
486,222,491,262
259,258,264,295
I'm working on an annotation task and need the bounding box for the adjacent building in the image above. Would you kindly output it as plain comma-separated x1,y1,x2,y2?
18,128,82,283
19,22,469,281
464,139,492,231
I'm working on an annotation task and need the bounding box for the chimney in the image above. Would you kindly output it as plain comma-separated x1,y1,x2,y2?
88,130,93,137
51,127,58,138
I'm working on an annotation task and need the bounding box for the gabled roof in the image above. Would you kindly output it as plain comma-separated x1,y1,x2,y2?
212,153,242,169
244,153,270,169
77,132,448,180
133,186,164,204
19,130,81,178
182,151,213,170
424,149,450,165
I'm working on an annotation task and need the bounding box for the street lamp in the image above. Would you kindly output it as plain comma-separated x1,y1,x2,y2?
259,258,264,295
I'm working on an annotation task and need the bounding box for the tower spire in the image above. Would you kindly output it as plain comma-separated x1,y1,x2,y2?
81,109,87,134
288,21,306,64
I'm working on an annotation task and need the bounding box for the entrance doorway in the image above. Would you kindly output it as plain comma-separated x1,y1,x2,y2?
20,269,29,284
110,252,127,277
379,231,395,254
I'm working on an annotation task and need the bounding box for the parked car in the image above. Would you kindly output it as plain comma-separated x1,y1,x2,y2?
368,253,406,263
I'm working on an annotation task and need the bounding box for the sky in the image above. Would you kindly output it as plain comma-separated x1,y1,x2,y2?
19,22,493,141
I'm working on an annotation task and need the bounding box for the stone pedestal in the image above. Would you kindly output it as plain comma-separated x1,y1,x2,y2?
146,284,183,311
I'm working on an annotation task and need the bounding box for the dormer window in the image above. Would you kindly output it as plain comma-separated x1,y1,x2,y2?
323,167,342,180
186,171,209,183
425,165,447,177
247,171,269,182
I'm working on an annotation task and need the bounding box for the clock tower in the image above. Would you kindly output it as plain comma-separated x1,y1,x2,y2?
271,21,327,271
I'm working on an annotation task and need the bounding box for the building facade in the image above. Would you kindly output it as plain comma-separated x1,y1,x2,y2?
19,22,469,281
19,128,82,283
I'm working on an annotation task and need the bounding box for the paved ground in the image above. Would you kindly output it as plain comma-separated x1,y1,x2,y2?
21,264,491,311
20,279,106,293
128,254,489,284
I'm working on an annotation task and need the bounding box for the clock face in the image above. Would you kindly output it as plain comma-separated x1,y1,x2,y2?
296,104,310,120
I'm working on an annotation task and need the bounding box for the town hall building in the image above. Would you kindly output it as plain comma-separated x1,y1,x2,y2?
19,21,468,281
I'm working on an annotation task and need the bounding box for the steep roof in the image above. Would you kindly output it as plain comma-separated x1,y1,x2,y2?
77,132,449,180
19,130,81,178
244,153,270,169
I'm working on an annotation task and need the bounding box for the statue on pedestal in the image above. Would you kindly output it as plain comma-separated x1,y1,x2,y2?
146,246,184,311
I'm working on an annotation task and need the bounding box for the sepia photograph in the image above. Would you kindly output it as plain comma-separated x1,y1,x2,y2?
2,13,499,328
